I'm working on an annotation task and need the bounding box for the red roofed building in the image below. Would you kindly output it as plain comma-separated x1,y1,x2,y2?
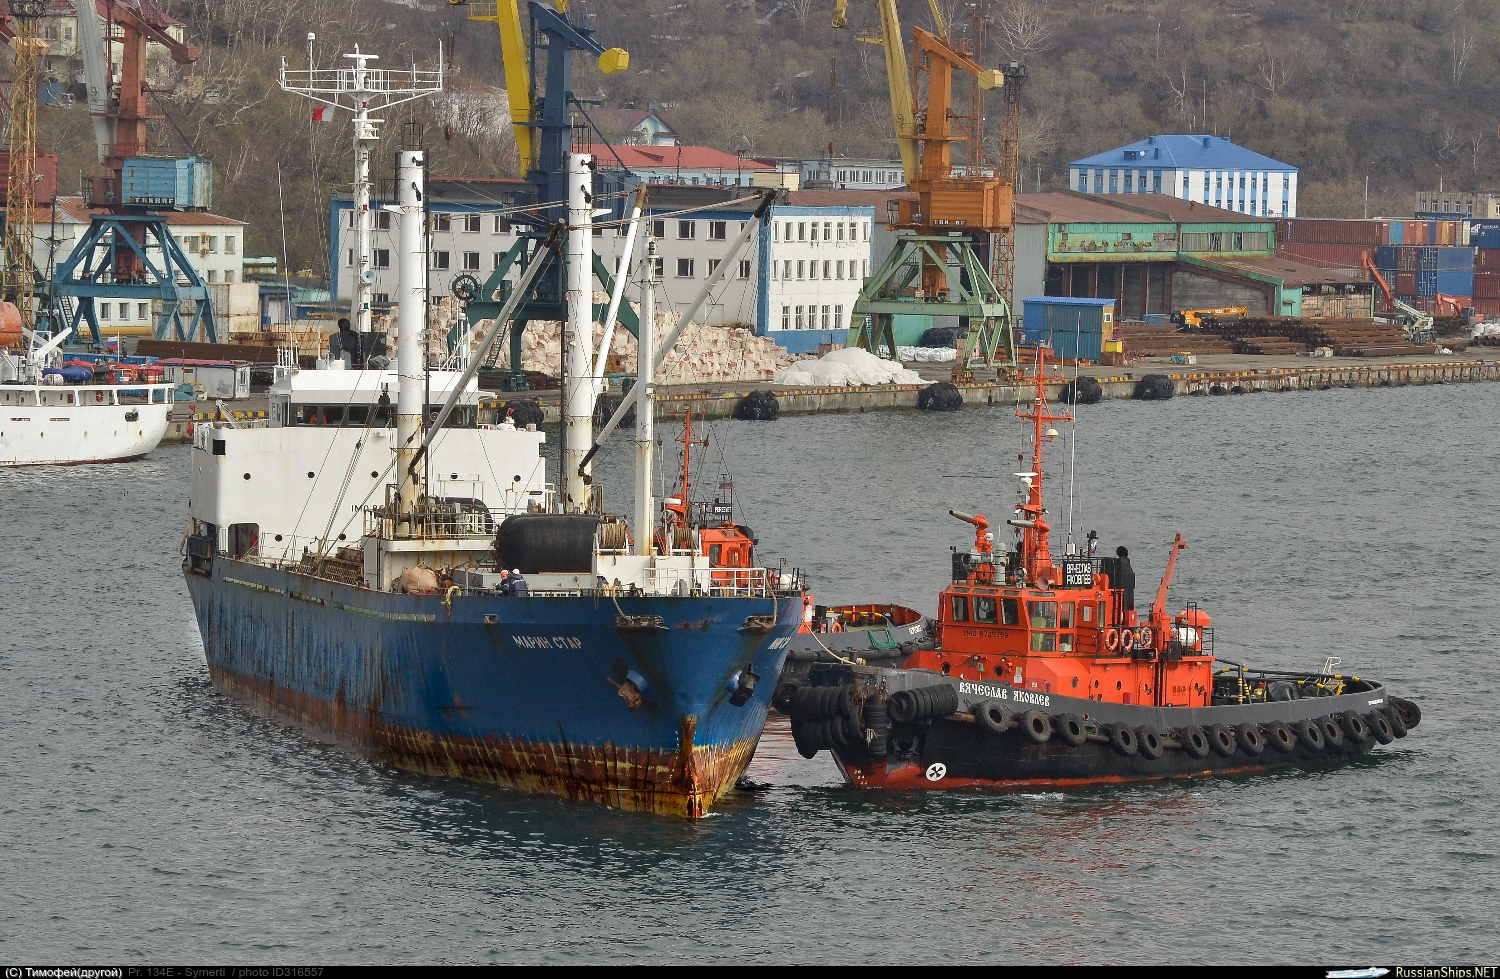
585,144,779,188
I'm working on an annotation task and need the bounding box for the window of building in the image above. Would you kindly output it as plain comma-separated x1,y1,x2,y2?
783,260,792,279
432,251,451,270
820,305,830,329
833,304,843,329
836,260,844,280
1124,174,1133,192
651,220,666,238
823,222,832,240
374,249,390,268
798,222,806,241
100,303,110,320
808,262,817,280
795,305,804,329
224,271,235,283
1153,171,1162,193
862,260,868,277
782,306,791,330
797,260,805,279
707,259,720,276
493,215,510,233
373,293,390,304
347,249,354,266
138,302,149,320
225,235,237,254
678,220,695,240
652,256,664,278
822,260,831,279
837,223,845,241
593,226,603,237
208,236,218,253
676,258,694,277
462,214,481,233
1080,172,1089,192
208,269,219,282
492,252,505,269
738,259,751,279
463,252,480,271
708,221,727,241
848,221,858,240
433,214,451,232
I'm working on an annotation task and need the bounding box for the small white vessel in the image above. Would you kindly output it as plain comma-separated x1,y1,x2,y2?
0,329,172,467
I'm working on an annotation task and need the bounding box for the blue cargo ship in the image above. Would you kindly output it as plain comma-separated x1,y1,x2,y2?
182,144,802,818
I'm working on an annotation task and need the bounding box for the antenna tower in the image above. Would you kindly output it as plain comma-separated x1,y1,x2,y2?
279,40,443,335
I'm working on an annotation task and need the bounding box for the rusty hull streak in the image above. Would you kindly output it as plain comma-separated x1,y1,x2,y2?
210,664,758,819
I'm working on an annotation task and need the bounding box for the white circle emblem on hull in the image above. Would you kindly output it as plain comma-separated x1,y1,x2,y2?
925,762,947,782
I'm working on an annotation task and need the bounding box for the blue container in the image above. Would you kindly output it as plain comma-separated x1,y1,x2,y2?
1437,247,1474,271
1435,271,1473,295
1388,223,1404,245
1022,296,1111,362
1417,272,1439,296
1376,245,1399,270
1476,230,1500,250
120,157,214,209
1417,247,1438,271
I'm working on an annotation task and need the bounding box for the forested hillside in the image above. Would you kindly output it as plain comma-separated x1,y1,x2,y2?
24,0,1500,276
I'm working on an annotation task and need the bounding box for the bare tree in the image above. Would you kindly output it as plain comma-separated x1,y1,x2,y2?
1468,131,1488,180
991,0,1052,62
1255,43,1295,100
787,0,817,28
1450,23,1476,87
1165,64,1190,119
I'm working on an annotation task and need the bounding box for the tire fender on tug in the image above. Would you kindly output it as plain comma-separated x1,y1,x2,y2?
1319,714,1346,749
1179,725,1211,759
1235,722,1265,757
1266,720,1297,753
1208,723,1237,758
1137,726,1165,760
1296,717,1326,751
1340,710,1372,744
1054,713,1088,747
976,702,1013,736
1107,722,1138,756
1385,703,1409,738
1020,710,1051,744
1367,711,1395,745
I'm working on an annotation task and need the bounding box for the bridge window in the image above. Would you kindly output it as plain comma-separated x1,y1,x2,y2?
1030,631,1057,652
1059,602,1074,629
1001,598,1020,625
974,596,997,624
950,595,969,622
1028,601,1057,628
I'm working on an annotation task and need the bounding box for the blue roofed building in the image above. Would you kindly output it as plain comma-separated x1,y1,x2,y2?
1069,135,1298,218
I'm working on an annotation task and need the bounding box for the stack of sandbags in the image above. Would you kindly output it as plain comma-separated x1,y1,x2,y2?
774,347,925,387
490,310,794,384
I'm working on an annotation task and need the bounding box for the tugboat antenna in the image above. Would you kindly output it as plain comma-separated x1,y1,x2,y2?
1066,310,1082,553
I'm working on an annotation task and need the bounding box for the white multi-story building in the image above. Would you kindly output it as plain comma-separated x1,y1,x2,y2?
330,182,873,353
800,158,906,191
36,197,246,330
1070,135,1298,217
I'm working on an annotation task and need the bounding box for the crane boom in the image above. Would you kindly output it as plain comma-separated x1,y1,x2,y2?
76,0,113,163
464,0,535,174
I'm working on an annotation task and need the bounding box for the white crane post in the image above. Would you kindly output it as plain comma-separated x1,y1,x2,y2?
633,236,658,557
563,153,595,512
347,50,379,335
75,0,115,165
396,150,426,519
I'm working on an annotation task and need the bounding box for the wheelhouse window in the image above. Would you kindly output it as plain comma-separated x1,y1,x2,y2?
950,595,969,622
1030,631,1057,652
974,595,998,624
1001,599,1020,625
1028,601,1058,628
1080,603,1094,624
1059,602,1074,629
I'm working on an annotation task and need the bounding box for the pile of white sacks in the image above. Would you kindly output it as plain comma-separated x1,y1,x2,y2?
484,307,796,385
773,347,925,387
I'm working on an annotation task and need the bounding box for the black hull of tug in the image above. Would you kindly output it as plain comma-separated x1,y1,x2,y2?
789,668,1418,791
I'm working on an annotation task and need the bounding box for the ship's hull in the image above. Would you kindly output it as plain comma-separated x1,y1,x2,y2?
184,556,803,817
0,386,170,467
790,667,1417,791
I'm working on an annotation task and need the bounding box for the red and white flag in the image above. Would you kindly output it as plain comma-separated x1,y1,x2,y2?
312,105,335,123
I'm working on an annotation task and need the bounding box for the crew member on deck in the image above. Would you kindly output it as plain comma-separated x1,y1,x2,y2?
510,569,529,597
1116,546,1136,610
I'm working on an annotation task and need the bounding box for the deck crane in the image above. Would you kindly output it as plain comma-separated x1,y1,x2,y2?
452,1,635,390
835,2,1015,371
45,0,213,345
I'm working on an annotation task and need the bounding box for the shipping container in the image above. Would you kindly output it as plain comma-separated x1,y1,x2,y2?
1478,230,1500,250
1435,271,1473,295
1474,271,1500,299
1470,297,1500,316
1276,218,1386,246
1400,294,1436,313
1478,249,1500,270
1437,247,1474,271
1396,272,1417,295
0,151,59,205
1417,247,1438,271
1276,242,1370,269
1021,296,1111,362
1376,245,1398,270
1417,272,1439,296
120,157,214,210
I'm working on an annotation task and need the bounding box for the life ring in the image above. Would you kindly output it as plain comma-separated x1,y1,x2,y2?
95,391,105,404
1103,628,1120,652
1118,629,1136,652
1137,625,1154,648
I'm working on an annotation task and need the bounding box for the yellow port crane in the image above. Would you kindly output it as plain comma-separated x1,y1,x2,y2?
831,0,948,184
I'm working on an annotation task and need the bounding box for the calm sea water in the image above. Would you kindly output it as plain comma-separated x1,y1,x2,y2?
3,383,1497,963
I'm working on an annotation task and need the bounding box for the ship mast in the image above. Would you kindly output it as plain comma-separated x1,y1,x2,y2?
1012,368,1071,587
395,150,426,523
633,234,658,557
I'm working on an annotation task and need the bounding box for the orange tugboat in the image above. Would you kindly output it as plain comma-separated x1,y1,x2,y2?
785,368,1420,789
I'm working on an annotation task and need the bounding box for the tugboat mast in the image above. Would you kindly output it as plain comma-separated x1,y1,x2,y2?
1012,370,1072,588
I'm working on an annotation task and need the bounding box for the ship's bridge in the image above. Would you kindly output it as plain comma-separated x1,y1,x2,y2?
268,367,481,429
